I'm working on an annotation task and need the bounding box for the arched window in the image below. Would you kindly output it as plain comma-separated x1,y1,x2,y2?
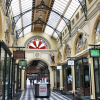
64,45,71,60
27,39,48,49
95,19,100,43
58,52,62,62
75,34,88,54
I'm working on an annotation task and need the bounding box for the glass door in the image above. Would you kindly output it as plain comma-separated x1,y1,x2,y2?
94,57,100,99
14,64,18,96
18,68,21,90
57,70,60,90
0,48,5,100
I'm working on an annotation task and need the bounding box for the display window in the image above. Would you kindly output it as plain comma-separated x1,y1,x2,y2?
63,64,72,93
93,57,100,99
0,48,5,99
75,58,90,98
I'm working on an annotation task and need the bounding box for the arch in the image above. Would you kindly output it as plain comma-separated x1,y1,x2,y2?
24,35,51,49
91,14,100,44
26,57,50,69
73,31,88,55
0,11,2,40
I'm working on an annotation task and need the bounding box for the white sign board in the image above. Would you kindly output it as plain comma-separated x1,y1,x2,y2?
57,66,62,69
39,84,47,96
68,60,74,65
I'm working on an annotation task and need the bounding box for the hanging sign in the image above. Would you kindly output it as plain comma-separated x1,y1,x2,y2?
39,84,47,96
13,51,25,59
19,60,26,66
68,60,74,65
57,66,62,69
90,49,100,57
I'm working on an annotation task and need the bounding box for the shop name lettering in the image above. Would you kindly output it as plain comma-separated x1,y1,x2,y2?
40,87,46,92
91,50,99,56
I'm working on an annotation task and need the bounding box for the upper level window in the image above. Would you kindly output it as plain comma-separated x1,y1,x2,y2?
75,34,88,54
95,19,100,43
27,39,48,49
64,45,71,60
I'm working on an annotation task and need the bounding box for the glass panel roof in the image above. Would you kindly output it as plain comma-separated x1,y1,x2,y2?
45,0,80,39
24,26,31,35
44,26,54,36
11,0,32,38
11,0,81,39
53,32,58,39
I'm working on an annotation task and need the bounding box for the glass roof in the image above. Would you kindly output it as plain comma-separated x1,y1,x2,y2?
45,0,80,39
10,0,81,39
11,0,32,37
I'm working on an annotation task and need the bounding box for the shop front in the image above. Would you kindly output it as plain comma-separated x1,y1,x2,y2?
62,64,72,94
93,57,100,99
74,57,90,99
0,41,12,100
53,66,60,90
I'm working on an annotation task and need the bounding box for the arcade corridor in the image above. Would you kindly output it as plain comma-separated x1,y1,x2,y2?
13,84,74,100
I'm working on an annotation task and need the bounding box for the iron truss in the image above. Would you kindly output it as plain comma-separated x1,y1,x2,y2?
12,0,71,38
78,0,87,20
6,0,12,16
16,18,62,45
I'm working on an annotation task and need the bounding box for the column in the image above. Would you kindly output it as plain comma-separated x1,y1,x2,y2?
21,70,25,90
50,66,54,90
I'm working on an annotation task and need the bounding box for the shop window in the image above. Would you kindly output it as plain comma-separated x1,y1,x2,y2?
95,19,100,43
63,64,72,92
75,58,90,97
64,45,71,60
58,52,62,62
75,33,88,54
27,39,48,49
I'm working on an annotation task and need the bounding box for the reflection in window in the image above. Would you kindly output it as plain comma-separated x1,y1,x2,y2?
58,52,62,62
64,45,71,60
0,48,5,99
75,34,88,54
95,19,100,43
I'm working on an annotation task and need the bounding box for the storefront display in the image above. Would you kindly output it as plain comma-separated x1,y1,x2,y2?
0,41,12,100
63,64,72,93
75,57,90,99
93,57,100,99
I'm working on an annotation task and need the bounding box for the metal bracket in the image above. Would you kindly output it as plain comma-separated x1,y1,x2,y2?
78,0,87,20
6,0,13,16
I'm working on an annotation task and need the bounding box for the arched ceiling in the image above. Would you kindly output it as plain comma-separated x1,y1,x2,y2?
9,0,83,39
27,60,48,71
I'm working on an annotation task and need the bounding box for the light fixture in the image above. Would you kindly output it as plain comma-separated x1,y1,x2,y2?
39,15,42,19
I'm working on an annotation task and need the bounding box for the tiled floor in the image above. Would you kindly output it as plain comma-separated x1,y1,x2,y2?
13,84,79,100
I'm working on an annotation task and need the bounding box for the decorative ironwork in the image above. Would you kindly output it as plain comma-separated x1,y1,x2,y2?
6,0,13,16
78,0,87,20
16,18,62,45
12,0,70,37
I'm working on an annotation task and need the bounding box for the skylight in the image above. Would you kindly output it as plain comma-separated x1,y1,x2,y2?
11,0,32,38
45,0,80,39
